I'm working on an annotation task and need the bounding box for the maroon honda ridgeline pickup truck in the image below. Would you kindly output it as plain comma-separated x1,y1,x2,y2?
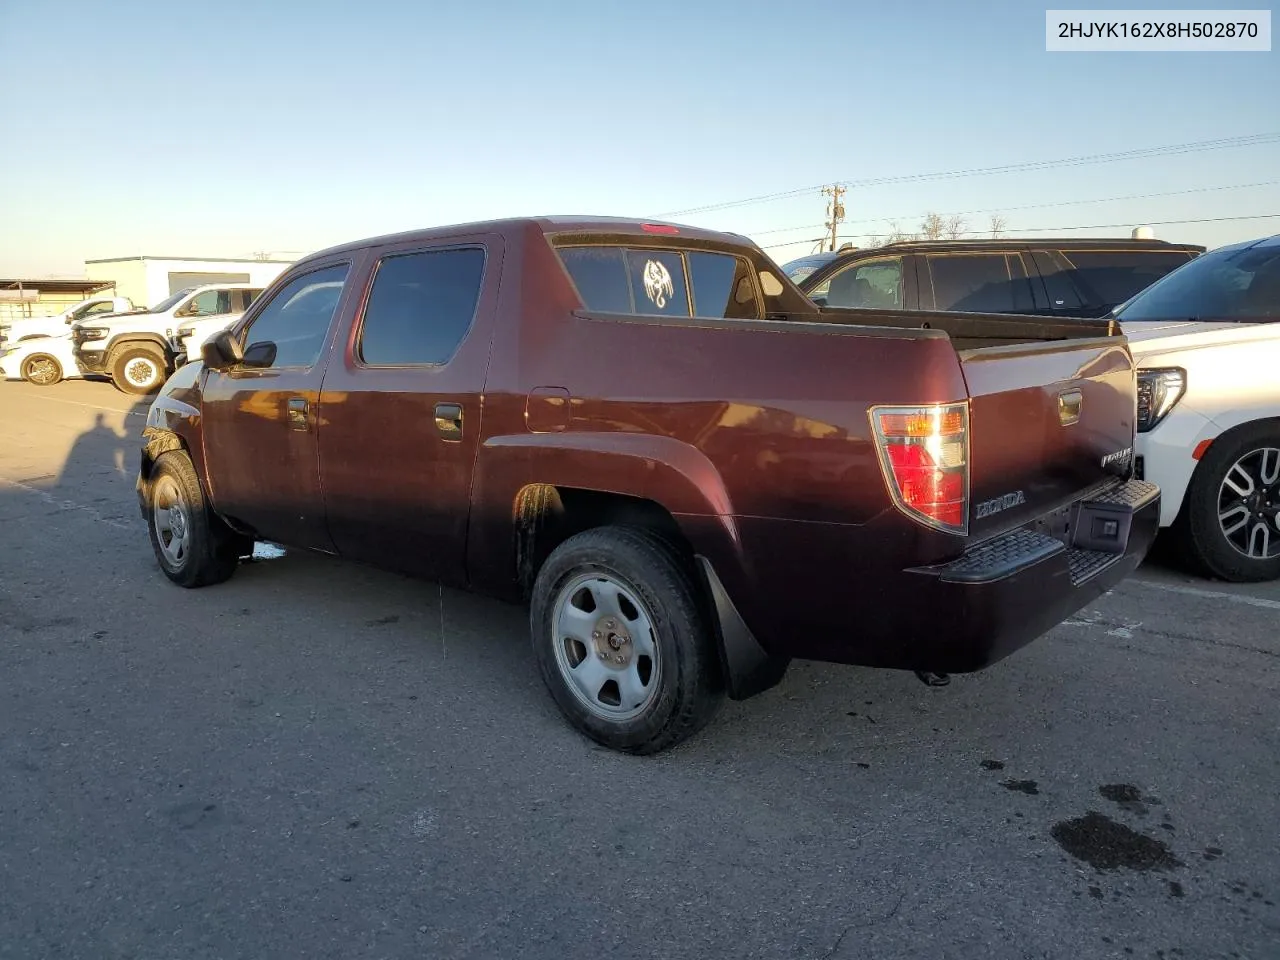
137,217,1159,753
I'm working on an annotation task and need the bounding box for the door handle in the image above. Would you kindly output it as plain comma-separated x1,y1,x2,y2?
434,402,463,440
287,397,309,431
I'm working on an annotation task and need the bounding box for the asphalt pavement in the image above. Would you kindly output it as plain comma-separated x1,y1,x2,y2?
1,379,1277,960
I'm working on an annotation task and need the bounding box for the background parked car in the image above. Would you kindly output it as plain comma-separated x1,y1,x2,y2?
71,284,263,394
1116,233,1280,582
0,296,134,346
0,333,83,385
784,238,1202,319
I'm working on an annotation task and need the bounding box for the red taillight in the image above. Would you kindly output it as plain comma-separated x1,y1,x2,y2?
641,223,680,235
872,403,969,534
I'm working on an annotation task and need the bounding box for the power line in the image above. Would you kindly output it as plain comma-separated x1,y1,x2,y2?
748,178,1280,238
759,212,1280,252
657,133,1280,218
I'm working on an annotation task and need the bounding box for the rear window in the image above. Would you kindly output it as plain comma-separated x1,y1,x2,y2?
1061,251,1195,308
557,245,762,320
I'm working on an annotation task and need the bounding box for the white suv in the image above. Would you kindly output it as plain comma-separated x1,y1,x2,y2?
1116,234,1280,581
71,284,262,394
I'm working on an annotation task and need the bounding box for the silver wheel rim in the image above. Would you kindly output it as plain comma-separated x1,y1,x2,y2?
550,572,661,722
153,475,191,569
26,357,58,385
1217,446,1280,561
125,356,159,388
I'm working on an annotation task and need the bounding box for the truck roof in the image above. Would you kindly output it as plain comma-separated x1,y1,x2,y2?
879,238,1205,253
297,217,750,266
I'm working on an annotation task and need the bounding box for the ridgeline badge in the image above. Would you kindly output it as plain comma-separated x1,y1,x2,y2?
642,259,674,309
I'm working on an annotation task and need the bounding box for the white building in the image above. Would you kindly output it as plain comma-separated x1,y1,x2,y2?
84,256,295,309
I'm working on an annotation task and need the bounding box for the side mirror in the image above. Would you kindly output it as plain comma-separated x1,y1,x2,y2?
241,340,277,368
201,329,244,369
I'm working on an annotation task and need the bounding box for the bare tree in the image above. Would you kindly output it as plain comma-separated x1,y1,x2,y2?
917,213,967,240
989,214,1007,239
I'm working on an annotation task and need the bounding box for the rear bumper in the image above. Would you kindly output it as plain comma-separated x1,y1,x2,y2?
725,478,1160,676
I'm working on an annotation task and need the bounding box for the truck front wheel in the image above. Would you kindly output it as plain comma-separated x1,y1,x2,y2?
530,526,723,753
1176,423,1280,582
111,343,167,394
146,451,249,587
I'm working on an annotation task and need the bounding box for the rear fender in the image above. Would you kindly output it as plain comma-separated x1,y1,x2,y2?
469,431,743,594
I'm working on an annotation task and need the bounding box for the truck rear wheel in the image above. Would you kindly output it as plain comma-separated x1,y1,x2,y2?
1176,423,1280,582
530,526,723,754
146,451,249,587
21,354,63,385
111,343,167,394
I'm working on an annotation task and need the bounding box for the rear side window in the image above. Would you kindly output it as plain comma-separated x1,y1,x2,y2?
358,248,486,365
1060,251,1195,309
926,254,1030,313
242,264,349,368
688,252,762,319
1031,250,1085,310
558,246,760,319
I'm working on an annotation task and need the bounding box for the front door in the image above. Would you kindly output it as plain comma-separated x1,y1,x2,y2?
319,235,503,584
200,260,358,551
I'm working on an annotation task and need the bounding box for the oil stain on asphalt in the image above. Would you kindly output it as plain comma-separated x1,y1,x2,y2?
1051,811,1183,871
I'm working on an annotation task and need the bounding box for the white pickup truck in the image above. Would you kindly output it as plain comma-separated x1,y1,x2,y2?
0,296,134,345
70,283,263,394
1115,233,1280,582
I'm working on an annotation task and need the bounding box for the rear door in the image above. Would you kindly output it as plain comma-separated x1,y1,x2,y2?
200,260,356,550
318,234,503,584
960,336,1137,540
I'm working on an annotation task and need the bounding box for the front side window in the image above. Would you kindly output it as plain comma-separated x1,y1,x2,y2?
358,248,486,365
557,245,759,319
241,264,350,368
927,253,1027,313
822,258,904,309
232,289,263,312
188,290,232,317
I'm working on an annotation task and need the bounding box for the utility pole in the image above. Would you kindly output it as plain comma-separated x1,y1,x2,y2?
822,184,846,252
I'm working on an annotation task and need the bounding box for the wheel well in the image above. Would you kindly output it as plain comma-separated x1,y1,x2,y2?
140,430,189,481
1174,416,1280,520
513,484,689,595
108,336,170,362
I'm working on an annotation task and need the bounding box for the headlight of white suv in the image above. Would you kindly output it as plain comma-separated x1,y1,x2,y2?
1136,368,1186,433
77,326,109,342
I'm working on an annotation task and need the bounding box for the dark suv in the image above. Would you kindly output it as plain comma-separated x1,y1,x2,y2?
782,238,1203,318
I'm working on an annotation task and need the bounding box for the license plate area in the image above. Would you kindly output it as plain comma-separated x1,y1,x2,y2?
1070,501,1133,554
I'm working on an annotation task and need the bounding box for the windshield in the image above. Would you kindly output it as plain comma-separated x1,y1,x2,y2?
148,288,197,314
780,254,839,283
1114,242,1280,322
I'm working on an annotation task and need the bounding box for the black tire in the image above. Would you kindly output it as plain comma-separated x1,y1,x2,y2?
111,343,167,395
1174,422,1280,583
530,526,723,754
145,450,250,587
21,353,62,385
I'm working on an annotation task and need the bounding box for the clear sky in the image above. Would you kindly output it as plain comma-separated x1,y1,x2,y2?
1,0,1277,277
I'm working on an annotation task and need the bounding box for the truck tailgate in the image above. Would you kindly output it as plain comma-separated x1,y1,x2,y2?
960,337,1137,540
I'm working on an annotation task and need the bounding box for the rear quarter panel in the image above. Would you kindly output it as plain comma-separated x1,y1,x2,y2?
467,225,976,653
